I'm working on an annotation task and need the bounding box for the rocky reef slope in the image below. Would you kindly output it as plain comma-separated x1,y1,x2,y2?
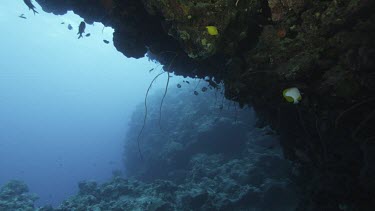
30,0,375,210
0,180,38,211
124,86,256,182
120,86,297,210
1,88,297,211
53,150,295,210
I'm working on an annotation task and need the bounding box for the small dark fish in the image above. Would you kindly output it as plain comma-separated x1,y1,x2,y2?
18,14,27,19
23,0,38,15
149,68,154,73
67,24,73,30
201,87,208,92
194,91,199,96
61,22,65,24
103,39,110,44
177,84,182,88
77,21,86,39
185,81,190,84
85,33,91,37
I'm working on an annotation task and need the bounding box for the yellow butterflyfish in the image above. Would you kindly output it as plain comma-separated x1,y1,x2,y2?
206,26,218,35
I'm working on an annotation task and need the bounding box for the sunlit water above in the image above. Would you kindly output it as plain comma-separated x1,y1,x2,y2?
0,0,190,206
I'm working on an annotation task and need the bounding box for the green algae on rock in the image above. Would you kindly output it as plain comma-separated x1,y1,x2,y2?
142,0,264,59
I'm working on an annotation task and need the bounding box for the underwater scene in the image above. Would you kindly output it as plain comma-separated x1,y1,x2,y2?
0,0,375,210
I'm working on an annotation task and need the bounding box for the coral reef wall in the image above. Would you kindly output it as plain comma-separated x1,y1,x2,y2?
120,86,298,210
123,86,256,182
0,180,38,211
32,0,375,210
1,88,298,211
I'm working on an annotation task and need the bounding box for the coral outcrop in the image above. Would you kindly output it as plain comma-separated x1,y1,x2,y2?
142,0,264,59
0,180,38,211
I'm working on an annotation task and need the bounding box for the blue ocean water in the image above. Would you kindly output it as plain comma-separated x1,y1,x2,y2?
0,0,174,206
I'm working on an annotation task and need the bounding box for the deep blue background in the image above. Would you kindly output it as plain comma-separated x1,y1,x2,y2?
0,0,177,206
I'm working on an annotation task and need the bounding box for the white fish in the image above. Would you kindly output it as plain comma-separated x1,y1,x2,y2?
283,87,302,104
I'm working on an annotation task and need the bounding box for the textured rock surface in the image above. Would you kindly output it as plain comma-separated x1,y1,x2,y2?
51,148,295,210
46,118,295,211
142,0,263,59
0,180,38,211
